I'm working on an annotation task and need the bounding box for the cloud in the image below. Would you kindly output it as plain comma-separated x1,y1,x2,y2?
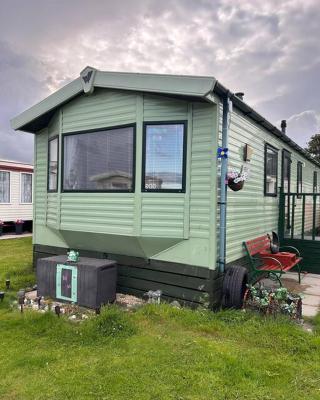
0,0,320,162
285,110,320,147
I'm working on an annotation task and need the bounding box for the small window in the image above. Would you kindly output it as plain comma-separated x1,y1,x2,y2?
48,137,59,192
313,171,318,193
264,144,278,196
63,125,135,192
297,162,303,195
21,173,32,203
142,122,186,192
0,171,10,203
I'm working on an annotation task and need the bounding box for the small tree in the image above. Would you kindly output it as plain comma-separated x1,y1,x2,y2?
306,134,320,163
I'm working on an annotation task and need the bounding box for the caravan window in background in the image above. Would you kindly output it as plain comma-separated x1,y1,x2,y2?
48,137,59,192
297,162,303,195
21,173,32,203
62,125,135,192
142,122,187,192
0,171,10,203
313,171,318,193
264,144,278,196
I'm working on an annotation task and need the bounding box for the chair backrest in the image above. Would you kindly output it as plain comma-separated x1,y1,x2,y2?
244,235,271,256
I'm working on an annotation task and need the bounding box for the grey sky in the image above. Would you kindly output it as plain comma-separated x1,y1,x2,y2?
1,0,319,163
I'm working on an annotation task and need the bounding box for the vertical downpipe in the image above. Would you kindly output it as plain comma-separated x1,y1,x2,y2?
219,94,230,273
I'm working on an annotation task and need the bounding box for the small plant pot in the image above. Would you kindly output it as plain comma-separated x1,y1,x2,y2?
228,179,245,192
15,223,23,235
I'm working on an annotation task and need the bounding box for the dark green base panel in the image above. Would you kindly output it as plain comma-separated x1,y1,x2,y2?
34,245,223,309
281,239,320,274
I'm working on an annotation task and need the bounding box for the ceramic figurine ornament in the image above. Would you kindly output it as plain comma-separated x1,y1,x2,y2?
67,250,79,263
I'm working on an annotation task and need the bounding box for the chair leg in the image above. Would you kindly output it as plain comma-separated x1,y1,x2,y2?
298,264,301,284
269,272,282,287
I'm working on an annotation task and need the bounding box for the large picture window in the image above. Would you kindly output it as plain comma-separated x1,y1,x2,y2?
21,173,32,203
0,171,10,203
63,125,135,192
264,144,278,196
142,122,186,192
48,137,59,192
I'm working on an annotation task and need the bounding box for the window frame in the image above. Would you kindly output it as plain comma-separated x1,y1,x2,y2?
61,123,136,193
297,161,303,195
313,171,318,193
0,170,11,204
47,135,59,193
20,172,33,204
141,120,188,193
281,149,291,192
264,143,279,197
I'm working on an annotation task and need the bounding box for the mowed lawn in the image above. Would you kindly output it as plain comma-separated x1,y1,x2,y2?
0,238,320,400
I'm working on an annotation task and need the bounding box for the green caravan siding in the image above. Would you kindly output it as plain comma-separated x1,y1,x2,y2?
33,88,218,268
219,101,320,264
34,130,48,226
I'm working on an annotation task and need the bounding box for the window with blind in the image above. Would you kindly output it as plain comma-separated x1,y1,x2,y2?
264,144,278,196
21,173,32,203
48,137,59,192
0,171,10,203
63,125,135,192
142,122,186,192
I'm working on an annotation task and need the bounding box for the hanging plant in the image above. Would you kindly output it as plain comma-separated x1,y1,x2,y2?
227,167,248,191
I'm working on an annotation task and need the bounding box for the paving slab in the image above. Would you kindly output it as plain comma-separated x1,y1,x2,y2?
302,305,319,318
302,294,320,307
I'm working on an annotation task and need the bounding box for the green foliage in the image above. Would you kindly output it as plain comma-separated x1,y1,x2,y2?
83,305,137,340
0,238,320,399
306,134,320,163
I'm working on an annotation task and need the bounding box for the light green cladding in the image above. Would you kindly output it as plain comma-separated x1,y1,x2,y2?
223,104,320,264
34,88,218,268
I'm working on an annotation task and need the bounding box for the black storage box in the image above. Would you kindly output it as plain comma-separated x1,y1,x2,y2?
37,255,117,308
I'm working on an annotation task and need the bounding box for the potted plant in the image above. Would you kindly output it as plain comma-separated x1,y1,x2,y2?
0,220,3,236
227,167,248,191
15,219,24,235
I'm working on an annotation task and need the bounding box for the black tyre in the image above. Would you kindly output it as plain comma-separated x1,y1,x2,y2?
222,265,248,309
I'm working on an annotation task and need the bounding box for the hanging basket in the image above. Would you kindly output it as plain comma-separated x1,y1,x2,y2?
228,178,245,192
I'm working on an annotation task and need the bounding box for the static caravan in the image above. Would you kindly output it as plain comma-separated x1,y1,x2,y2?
11,67,320,307
0,159,33,232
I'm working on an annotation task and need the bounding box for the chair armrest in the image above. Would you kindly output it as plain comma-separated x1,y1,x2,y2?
279,246,300,257
252,256,284,271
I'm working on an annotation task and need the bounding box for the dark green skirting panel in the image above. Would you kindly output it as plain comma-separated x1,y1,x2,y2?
281,239,320,274
33,245,223,309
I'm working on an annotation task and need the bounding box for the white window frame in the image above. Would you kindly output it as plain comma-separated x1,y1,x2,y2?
0,170,11,204
20,172,33,204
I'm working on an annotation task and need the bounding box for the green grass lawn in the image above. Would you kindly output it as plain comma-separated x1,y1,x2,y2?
0,237,320,400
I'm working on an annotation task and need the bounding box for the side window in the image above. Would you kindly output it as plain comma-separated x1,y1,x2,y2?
264,144,278,196
21,173,32,203
48,137,59,192
313,171,318,193
142,122,187,192
297,162,303,195
0,171,10,203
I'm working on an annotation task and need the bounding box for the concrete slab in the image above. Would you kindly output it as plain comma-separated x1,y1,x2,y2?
302,294,320,307
0,233,32,240
262,272,320,318
302,305,319,318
